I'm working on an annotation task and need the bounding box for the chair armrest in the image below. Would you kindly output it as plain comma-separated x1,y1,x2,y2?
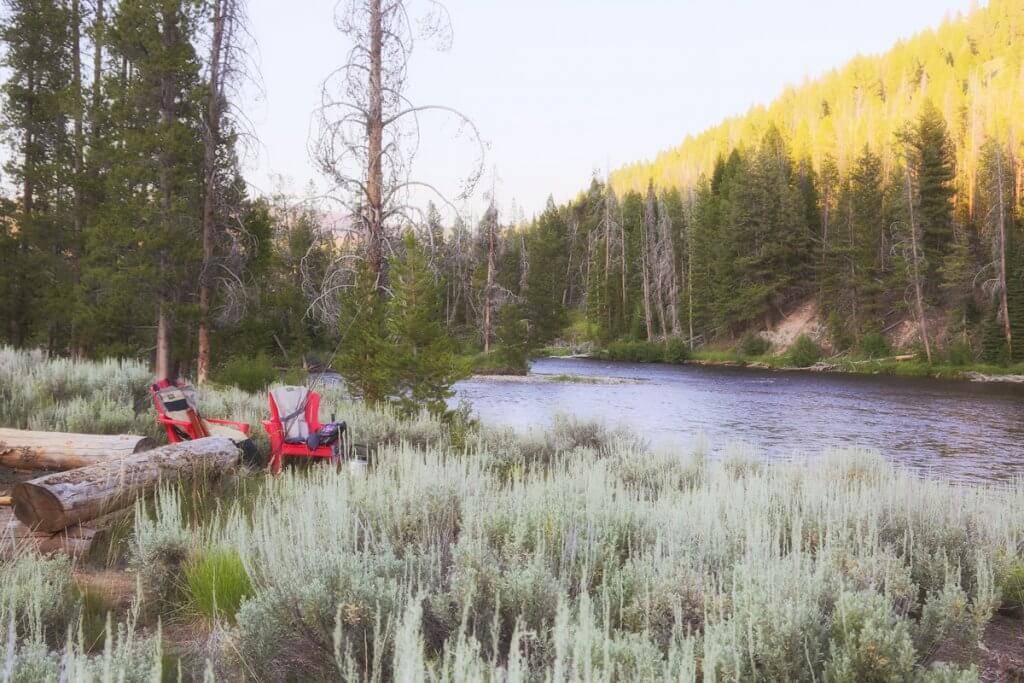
207,418,251,435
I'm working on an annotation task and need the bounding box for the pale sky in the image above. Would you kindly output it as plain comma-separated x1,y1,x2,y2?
244,0,978,219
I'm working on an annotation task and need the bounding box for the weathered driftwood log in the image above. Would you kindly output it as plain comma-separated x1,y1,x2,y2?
12,437,239,533
0,507,129,560
0,429,155,472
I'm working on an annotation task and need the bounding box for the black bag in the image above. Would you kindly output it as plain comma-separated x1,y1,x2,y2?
307,421,346,451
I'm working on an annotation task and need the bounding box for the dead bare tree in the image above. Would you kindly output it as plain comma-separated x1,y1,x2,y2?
980,141,1016,357
899,164,933,363
657,197,682,336
640,187,657,340
311,0,485,301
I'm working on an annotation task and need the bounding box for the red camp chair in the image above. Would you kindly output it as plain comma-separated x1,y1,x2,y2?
150,379,251,444
263,386,337,474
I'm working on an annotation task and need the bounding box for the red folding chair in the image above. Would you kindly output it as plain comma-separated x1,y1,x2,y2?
150,379,251,444
263,386,337,474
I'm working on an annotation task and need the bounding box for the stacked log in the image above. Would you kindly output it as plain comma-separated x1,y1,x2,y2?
0,429,154,471
0,507,123,560
12,437,240,533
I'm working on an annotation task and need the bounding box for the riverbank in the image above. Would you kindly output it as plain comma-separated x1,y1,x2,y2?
539,344,1024,384
688,351,1024,383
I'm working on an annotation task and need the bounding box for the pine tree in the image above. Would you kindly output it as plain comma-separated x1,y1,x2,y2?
335,262,395,405
848,146,887,333
523,198,568,345
907,100,957,297
79,0,205,369
1,0,77,348
387,232,465,415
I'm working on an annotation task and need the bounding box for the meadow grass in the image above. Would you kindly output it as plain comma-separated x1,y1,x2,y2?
2,347,1023,680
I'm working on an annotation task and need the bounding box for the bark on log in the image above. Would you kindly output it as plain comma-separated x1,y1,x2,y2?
0,429,155,472
0,507,126,560
12,437,239,533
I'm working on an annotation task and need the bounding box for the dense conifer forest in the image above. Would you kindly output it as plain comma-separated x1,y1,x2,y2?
1,0,1022,385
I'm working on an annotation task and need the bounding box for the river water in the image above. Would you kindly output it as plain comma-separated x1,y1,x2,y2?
453,358,1024,483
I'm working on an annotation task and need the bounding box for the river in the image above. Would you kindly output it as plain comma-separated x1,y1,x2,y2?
453,358,1024,483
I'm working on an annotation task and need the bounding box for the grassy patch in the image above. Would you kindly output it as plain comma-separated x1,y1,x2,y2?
597,339,689,364
466,349,528,376
182,548,254,624
537,346,575,357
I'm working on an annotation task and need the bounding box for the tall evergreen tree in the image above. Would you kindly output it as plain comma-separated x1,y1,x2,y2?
522,198,568,345
1,0,76,348
906,100,957,297
80,0,205,369
388,232,466,415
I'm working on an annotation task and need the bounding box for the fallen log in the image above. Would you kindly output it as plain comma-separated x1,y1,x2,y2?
12,437,239,533
0,429,155,472
0,507,129,560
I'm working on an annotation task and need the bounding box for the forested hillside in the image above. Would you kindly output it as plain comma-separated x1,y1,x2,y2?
488,0,1024,363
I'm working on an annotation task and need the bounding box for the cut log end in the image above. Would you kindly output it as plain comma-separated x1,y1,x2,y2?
12,484,69,533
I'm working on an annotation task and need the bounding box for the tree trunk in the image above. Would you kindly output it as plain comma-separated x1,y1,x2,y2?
619,207,627,327
197,0,227,385
995,146,1013,356
483,205,496,353
365,0,385,292
904,167,932,363
154,7,177,380
0,429,154,472
13,437,239,533
640,250,654,342
90,0,103,143
603,194,612,335
71,0,84,346
155,302,171,379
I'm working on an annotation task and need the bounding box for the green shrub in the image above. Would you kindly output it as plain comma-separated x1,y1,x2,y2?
662,338,689,364
604,340,685,364
828,311,855,352
470,349,527,376
824,591,916,682
737,332,771,358
946,339,975,366
183,548,254,623
787,334,823,367
211,353,278,392
997,560,1024,611
857,331,891,359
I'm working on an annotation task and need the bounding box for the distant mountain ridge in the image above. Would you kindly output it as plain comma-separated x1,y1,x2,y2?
611,0,1024,208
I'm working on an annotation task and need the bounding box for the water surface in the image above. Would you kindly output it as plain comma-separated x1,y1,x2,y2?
453,358,1024,483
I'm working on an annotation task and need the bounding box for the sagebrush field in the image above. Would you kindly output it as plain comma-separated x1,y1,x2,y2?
1,347,1021,680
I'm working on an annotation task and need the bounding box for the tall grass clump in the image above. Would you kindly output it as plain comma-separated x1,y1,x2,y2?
182,548,254,623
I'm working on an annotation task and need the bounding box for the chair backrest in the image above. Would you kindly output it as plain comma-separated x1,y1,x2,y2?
152,380,199,422
269,386,315,443
151,380,208,439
